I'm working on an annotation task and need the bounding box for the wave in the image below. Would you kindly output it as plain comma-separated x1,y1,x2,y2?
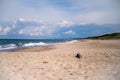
0,40,79,52
23,42,48,47
65,40,78,43
0,42,48,51
0,44,17,51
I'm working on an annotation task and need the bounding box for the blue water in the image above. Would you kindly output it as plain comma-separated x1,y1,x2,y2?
0,39,78,52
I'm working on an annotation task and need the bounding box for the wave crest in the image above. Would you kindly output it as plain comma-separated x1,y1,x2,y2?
23,42,47,47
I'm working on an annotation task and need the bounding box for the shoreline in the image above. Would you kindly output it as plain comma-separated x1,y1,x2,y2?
0,40,120,80
0,39,79,52
11,39,120,52
0,39,80,53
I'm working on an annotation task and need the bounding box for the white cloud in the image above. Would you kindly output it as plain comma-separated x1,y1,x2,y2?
18,25,54,36
59,20,74,27
0,25,11,35
19,29,24,35
15,18,56,36
19,18,26,22
4,27,11,35
18,18,44,23
16,20,75,37
64,30,75,35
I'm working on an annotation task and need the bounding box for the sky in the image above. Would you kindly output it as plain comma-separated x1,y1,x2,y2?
0,0,120,39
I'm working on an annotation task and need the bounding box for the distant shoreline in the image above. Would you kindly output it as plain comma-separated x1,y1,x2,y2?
0,32,120,52
86,32,120,40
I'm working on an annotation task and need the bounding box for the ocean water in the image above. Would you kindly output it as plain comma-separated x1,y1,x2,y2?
0,39,78,52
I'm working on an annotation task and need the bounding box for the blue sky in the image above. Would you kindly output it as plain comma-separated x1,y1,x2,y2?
0,0,120,39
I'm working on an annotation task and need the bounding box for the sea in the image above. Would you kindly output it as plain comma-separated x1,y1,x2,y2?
0,39,79,52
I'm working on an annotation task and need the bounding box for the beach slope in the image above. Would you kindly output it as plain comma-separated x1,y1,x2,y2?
0,40,120,80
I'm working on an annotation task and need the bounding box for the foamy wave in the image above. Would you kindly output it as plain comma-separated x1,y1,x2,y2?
0,40,79,52
4,44,16,48
23,42,47,47
66,40,78,43
0,42,48,51
0,44,17,51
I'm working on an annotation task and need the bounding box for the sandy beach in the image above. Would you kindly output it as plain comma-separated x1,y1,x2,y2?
0,40,120,80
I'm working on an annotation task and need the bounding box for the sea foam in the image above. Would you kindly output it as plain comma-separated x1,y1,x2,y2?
23,42,48,47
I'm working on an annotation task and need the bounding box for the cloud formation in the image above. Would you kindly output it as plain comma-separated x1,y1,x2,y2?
0,0,120,38
0,25,11,35
64,30,75,35
59,20,74,27
13,19,76,37
13,19,54,36
18,26,54,36
0,19,120,38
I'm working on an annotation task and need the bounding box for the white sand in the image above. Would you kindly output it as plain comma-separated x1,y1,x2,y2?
0,40,120,80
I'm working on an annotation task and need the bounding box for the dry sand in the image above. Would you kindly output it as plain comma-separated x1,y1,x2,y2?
0,40,120,80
